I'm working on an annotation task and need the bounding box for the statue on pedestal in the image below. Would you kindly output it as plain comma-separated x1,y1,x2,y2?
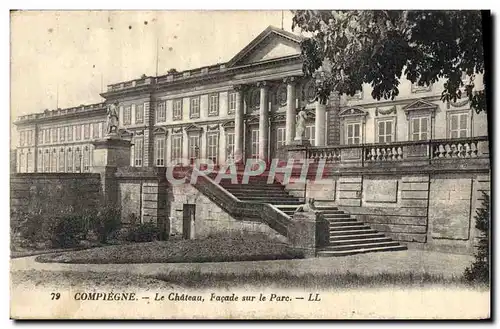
295,107,308,140
106,101,119,136
294,198,319,214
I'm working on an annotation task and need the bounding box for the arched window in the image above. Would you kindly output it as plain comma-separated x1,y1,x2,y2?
83,146,90,172
67,148,73,173
50,149,57,172
59,148,65,172
37,150,43,172
74,148,81,172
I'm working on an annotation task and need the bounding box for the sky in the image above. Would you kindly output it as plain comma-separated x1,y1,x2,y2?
10,10,297,120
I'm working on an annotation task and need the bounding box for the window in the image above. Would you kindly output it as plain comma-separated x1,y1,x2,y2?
18,151,24,173
67,148,73,172
44,129,50,144
157,101,167,123
228,92,237,114
50,149,57,172
276,127,286,149
19,131,25,147
134,137,144,167
208,94,219,116
38,130,44,145
27,151,33,172
173,99,183,120
225,131,235,161
83,147,90,172
305,125,316,146
123,106,132,125
346,122,361,145
135,104,144,124
59,127,65,142
207,133,219,165
171,135,183,163
449,112,469,138
154,136,165,167
37,150,43,172
51,128,57,143
58,148,65,172
75,125,81,141
410,117,429,141
26,131,32,146
377,119,395,143
74,148,82,172
84,124,90,140
251,129,259,159
190,97,200,119
188,135,200,164
93,122,100,139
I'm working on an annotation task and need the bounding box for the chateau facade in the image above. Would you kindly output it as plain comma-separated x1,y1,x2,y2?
14,26,488,173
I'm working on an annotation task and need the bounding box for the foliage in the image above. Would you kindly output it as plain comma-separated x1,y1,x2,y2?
14,212,56,246
126,222,161,243
51,215,88,248
91,206,121,244
291,10,487,113
464,192,490,284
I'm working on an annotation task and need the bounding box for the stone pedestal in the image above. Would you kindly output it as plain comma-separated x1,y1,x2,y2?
92,135,132,168
288,211,329,258
91,135,132,207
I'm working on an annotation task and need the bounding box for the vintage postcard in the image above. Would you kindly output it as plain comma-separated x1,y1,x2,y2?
10,10,491,319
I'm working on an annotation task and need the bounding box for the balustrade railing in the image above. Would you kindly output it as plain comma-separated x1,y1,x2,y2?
305,136,489,165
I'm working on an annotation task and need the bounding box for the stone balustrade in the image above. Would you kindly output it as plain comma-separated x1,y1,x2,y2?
303,136,489,165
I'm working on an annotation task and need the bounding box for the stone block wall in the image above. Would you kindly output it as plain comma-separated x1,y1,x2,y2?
168,182,286,242
283,170,489,255
10,173,102,219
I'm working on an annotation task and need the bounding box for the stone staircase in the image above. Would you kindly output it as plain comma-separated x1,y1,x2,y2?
276,206,407,256
207,171,406,256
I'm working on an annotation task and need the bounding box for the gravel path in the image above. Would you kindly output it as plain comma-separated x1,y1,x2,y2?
11,249,473,278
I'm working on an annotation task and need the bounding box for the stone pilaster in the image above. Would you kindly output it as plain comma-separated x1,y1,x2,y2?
233,85,245,163
257,81,269,161
284,77,297,144
315,99,327,146
327,91,341,145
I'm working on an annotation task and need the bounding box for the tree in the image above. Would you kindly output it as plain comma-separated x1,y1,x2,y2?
291,10,487,113
464,191,490,284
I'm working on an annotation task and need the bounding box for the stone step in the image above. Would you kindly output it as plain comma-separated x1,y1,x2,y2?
236,196,301,202
229,191,292,197
329,225,372,231
323,214,352,219
316,245,407,257
329,221,364,227
322,241,400,252
327,236,393,246
329,232,386,240
221,184,286,190
328,228,378,236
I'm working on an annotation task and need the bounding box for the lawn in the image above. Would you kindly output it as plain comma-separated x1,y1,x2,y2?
35,233,304,264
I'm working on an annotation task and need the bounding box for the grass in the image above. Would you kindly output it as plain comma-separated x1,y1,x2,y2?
150,270,488,289
35,233,304,264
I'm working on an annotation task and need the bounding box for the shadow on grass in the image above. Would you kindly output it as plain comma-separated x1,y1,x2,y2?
151,270,490,289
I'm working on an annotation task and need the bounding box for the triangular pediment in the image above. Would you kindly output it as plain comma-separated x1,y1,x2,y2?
403,99,438,112
227,26,303,68
184,124,203,133
339,107,367,118
153,127,168,135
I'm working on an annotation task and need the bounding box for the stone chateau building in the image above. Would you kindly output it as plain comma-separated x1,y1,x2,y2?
13,26,490,256
14,26,488,172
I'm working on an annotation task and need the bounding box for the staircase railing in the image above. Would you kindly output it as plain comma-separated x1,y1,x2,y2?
185,167,292,237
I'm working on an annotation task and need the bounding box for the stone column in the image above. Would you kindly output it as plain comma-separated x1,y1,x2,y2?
257,81,269,161
233,85,245,163
315,99,327,146
284,77,297,144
